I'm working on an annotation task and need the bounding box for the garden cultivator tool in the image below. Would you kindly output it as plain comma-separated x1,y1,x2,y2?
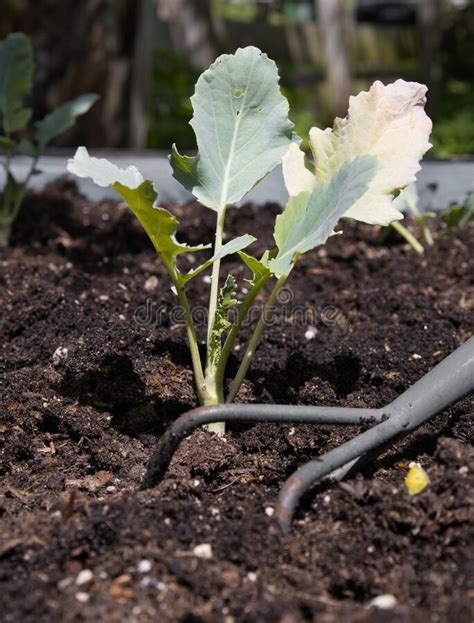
142,337,474,533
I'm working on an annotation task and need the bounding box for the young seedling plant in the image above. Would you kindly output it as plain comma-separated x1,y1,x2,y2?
0,32,98,246
68,46,432,434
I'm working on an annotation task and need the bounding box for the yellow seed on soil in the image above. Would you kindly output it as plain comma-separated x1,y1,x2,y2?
405,463,430,496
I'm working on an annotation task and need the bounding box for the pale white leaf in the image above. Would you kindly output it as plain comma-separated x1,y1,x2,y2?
309,80,432,226
282,142,314,197
67,147,144,189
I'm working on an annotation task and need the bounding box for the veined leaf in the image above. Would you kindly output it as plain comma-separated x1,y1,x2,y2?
35,94,99,149
171,46,295,212
207,275,239,369
66,149,209,276
239,251,271,287
308,80,432,226
0,33,33,134
270,155,377,276
113,181,209,271
183,234,256,283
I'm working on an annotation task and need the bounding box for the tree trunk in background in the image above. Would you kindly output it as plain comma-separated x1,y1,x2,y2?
156,0,217,69
418,0,442,117
316,0,351,118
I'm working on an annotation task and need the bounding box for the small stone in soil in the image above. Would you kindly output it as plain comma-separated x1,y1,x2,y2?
76,569,93,586
75,592,90,603
137,560,152,574
369,594,397,609
52,346,68,367
193,543,213,559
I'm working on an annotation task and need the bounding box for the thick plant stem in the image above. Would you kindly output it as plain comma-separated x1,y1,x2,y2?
207,208,226,342
391,221,424,256
227,274,287,403
201,276,270,435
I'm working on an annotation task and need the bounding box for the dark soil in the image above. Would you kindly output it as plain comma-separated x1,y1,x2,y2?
1,180,473,623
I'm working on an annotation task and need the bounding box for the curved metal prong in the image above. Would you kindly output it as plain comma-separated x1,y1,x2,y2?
141,403,383,489
276,337,474,533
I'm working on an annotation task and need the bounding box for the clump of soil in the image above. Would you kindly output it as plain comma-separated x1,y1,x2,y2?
1,180,473,623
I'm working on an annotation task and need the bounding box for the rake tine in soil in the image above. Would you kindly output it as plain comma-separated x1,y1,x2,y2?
276,337,474,533
141,404,383,489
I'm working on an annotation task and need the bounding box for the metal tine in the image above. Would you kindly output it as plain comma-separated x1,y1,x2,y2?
141,404,383,489
276,337,474,533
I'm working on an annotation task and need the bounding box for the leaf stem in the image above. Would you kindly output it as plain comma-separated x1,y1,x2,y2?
226,274,287,403
169,266,205,398
207,208,227,343
391,221,424,256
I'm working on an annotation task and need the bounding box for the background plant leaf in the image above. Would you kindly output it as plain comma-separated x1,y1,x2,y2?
0,33,33,134
269,155,378,276
35,94,99,149
0,135,15,149
170,46,295,212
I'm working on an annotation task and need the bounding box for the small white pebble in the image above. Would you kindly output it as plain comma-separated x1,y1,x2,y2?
202,275,212,284
458,466,468,475
369,594,397,609
137,559,152,574
367,545,374,554
106,485,117,493
118,314,126,321
305,326,317,340
412,353,422,360
144,276,159,292
58,577,72,590
247,572,257,582
323,495,331,505
99,295,109,302
52,346,68,367
76,569,93,586
193,543,213,559
210,507,220,517
288,427,295,436
265,506,274,517
193,479,200,488
140,576,165,590
75,591,90,603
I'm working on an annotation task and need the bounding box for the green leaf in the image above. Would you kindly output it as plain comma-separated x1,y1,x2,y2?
112,181,210,273
15,137,36,156
170,46,295,212
35,93,99,149
0,33,33,134
239,251,271,287
0,172,25,224
207,275,239,369
0,135,15,149
269,155,378,276
183,233,256,283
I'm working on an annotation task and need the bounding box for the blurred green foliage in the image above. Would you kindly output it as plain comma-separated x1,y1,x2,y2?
430,81,474,157
147,48,199,150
